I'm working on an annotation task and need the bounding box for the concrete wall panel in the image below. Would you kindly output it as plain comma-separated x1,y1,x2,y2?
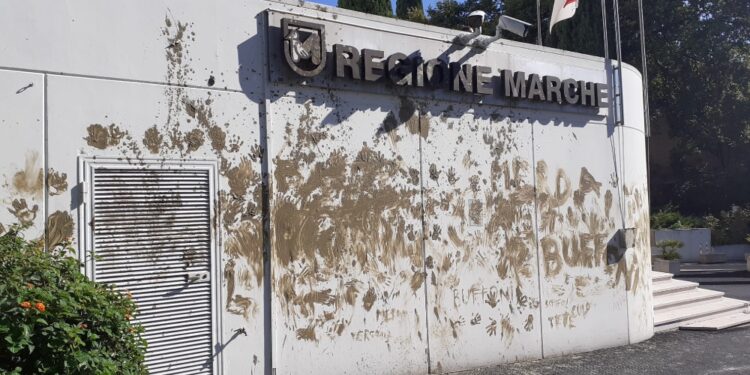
533,118,630,356
0,69,45,238
267,89,428,375
420,103,541,372
619,66,653,345
46,74,265,374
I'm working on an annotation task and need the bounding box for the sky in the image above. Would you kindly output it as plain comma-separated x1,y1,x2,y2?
310,0,443,13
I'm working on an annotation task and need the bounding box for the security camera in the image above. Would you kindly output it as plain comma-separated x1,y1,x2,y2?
497,15,532,38
454,10,485,44
467,10,486,30
453,11,533,50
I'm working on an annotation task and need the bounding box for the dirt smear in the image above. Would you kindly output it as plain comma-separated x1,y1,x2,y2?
84,124,126,149
46,169,68,196
12,153,43,197
8,199,38,226
46,210,74,249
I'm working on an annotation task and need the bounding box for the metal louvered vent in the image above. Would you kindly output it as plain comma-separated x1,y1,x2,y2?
91,167,215,375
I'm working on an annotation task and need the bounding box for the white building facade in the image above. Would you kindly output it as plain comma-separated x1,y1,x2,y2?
0,1,652,374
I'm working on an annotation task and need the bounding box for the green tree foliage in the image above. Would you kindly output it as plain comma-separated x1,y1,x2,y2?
651,204,703,229
503,0,605,55
0,227,147,374
427,0,502,33
338,0,393,17
618,0,750,216
397,0,425,21
426,0,750,218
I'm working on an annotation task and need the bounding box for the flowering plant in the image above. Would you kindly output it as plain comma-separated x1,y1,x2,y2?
0,225,147,374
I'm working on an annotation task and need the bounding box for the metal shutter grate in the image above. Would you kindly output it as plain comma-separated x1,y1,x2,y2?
91,168,214,375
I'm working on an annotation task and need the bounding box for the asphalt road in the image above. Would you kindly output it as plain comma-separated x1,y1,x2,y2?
456,327,750,375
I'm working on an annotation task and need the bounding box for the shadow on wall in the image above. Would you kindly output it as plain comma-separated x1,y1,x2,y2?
240,20,606,132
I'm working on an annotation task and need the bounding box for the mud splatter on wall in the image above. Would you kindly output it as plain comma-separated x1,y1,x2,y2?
46,169,68,196
269,94,427,373
84,123,126,149
46,211,74,249
8,199,38,226
11,152,43,198
420,106,542,370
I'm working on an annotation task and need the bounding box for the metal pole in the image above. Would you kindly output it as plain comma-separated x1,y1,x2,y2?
613,0,625,125
600,0,609,62
637,0,650,137
536,0,543,45
637,0,652,210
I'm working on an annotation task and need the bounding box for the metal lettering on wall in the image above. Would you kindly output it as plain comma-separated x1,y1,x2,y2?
280,18,608,108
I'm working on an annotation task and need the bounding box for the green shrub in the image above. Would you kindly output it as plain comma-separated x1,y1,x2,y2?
0,226,147,374
651,204,703,230
656,239,684,260
704,206,750,245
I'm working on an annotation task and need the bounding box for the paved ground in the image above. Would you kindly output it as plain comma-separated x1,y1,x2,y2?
677,262,750,301
455,263,750,375
457,327,750,375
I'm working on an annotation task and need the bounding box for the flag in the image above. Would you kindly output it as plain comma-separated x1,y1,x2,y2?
549,0,579,33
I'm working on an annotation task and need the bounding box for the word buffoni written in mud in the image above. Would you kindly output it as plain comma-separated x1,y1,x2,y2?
282,18,608,108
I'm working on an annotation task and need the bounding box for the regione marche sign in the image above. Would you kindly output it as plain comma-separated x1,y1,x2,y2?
281,18,608,108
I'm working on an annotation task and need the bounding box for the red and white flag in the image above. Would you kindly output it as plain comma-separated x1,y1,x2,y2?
549,0,579,33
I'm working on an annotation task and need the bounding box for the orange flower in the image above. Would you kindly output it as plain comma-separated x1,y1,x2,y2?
125,314,132,321
34,302,46,312
26,283,34,289
79,323,88,329
19,301,31,309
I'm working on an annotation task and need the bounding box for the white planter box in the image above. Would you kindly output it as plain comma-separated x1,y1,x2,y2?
698,253,727,264
654,258,681,275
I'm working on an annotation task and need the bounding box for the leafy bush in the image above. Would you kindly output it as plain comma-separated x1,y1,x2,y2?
651,204,703,230
705,205,750,245
655,239,684,260
0,226,147,374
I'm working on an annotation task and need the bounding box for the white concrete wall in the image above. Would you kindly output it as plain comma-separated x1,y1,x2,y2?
651,229,711,262
0,1,653,374
714,245,750,262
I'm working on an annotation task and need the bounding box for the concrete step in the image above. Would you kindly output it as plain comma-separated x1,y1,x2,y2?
657,304,749,333
654,297,749,328
652,279,698,296
680,310,750,331
654,288,725,311
651,271,673,283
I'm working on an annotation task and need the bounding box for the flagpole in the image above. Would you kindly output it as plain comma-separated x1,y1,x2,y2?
637,0,650,137
637,0,652,210
536,0,543,45
612,0,625,125
600,0,609,62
